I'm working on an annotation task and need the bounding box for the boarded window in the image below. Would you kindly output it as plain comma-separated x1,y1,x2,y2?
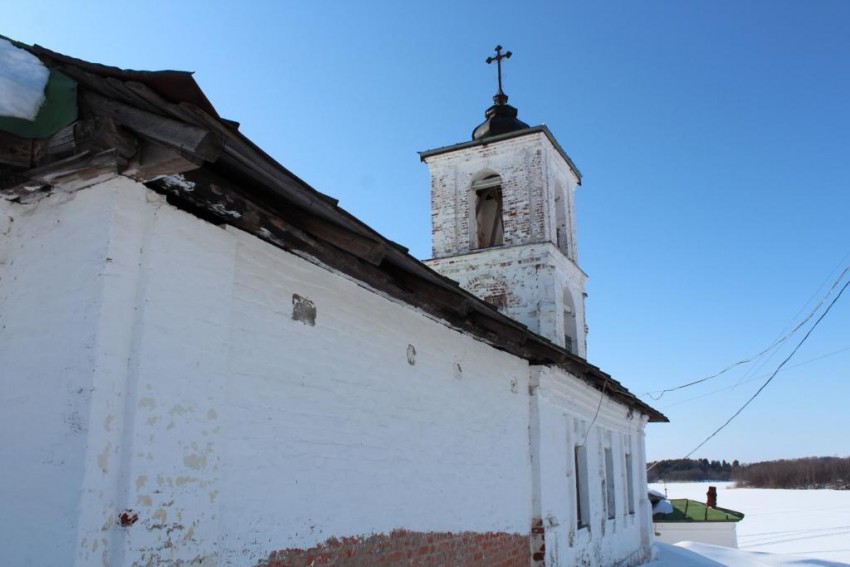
605,447,616,519
473,175,504,248
575,444,590,529
625,452,636,514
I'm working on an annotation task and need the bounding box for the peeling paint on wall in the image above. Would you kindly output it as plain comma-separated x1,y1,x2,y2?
291,293,316,326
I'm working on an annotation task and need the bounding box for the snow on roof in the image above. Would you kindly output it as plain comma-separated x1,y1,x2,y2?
649,488,667,499
0,38,48,120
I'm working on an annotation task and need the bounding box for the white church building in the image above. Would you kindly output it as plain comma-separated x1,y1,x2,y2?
0,37,666,566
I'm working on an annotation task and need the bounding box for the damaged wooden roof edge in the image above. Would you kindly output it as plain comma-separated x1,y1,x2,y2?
28,41,221,121
2,39,667,423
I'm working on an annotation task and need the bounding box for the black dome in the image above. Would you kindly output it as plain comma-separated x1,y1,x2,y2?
472,93,530,141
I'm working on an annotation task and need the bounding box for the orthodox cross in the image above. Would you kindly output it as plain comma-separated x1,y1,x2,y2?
486,45,512,97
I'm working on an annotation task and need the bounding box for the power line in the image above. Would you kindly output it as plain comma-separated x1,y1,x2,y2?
658,345,850,410
683,277,850,459
732,253,850,389
644,265,850,401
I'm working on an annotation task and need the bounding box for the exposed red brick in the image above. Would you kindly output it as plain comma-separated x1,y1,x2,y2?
258,529,529,567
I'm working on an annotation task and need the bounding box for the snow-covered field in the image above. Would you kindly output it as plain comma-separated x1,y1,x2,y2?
645,481,850,566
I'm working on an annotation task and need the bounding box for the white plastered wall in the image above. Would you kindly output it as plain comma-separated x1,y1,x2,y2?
0,187,125,567
0,178,533,566
653,521,739,548
529,366,652,567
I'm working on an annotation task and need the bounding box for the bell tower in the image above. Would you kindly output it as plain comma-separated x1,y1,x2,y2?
421,46,588,357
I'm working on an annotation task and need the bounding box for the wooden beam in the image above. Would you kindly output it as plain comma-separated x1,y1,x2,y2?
286,206,387,266
0,130,34,168
122,139,202,182
81,91,221,162
2,149,122,196
147,172,319,249
174,103,350,218
72,117,138,161
156,168,389,267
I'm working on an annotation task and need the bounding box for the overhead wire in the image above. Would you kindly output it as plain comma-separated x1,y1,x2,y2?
732,252,850,388
643,264,850,401
647,278,850,474
659,345,850,410
683,276,850,458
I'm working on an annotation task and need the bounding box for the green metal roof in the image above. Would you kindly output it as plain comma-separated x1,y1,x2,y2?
654,499,744,523
0,62,77,138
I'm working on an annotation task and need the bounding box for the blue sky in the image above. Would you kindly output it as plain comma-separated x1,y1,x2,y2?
7,1,849,464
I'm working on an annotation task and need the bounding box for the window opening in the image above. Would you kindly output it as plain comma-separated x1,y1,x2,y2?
625,452,635,514
605,447,616,519
563,290,577,353
575,444,590,529
485,292,508,311
555,183,568,254
473,175,504,248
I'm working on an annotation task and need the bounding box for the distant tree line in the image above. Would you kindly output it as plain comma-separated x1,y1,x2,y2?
647,458,739,483
648,456,850,489
733,457,850,489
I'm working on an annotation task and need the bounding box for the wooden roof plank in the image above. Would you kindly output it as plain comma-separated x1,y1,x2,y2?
82,91,221,162
103,76,168,116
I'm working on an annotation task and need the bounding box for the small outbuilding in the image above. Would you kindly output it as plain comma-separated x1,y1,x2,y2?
650,487,745,548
